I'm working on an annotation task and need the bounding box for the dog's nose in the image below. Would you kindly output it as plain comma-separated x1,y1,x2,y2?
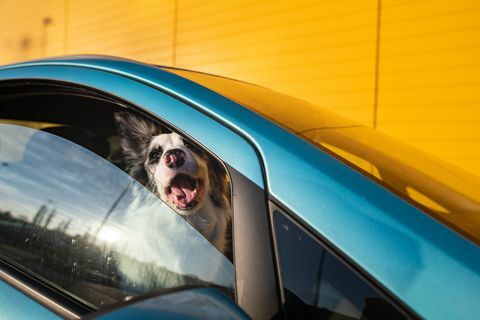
163,149,186,168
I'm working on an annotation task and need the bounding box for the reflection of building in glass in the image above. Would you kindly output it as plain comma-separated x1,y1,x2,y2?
0,206,124,305
0,205,223,308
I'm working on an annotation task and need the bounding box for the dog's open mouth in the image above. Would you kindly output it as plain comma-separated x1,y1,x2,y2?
164,173,204,211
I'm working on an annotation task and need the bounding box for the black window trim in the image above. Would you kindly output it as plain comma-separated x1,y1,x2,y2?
268,198,418,320
0,79,279,319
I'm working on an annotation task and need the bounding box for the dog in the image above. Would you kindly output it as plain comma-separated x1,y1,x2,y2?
114,111,232,255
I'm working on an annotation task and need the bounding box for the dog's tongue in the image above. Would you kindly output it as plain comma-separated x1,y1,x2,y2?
171,175,195,207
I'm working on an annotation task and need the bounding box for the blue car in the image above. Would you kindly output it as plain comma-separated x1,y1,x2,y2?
0,56,479,320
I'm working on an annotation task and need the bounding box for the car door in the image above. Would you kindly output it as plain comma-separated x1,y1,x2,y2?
0,61,279,319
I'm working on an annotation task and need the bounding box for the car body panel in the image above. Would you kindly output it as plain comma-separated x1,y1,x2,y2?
167,67,480,244
92,288,250,320
0,280,61,319
0,56,479,319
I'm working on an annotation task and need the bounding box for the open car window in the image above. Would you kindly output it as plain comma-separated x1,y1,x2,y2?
0,86,234,310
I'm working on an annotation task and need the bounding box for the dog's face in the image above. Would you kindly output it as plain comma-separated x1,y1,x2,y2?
145,132,209,215
115,111,231,217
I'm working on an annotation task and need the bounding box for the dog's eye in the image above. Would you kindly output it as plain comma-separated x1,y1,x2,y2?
148,147,162,163
182,139,201,154
181,137,191,148
182,137,196,149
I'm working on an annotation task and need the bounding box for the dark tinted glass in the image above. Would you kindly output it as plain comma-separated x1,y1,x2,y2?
273,210,406,320
0,88,233,309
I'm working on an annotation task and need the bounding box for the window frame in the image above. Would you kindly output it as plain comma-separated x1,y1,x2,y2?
268,200,418,320
0,80,279,319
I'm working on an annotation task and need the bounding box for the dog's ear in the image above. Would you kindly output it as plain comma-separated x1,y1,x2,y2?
208,158,231,209
115,111,163,154
114,111,163,181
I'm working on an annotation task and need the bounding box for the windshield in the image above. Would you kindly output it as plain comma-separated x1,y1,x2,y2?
166,67,480,245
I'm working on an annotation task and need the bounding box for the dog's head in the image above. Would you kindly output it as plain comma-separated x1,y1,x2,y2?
115,112,229,216
144,132,210,214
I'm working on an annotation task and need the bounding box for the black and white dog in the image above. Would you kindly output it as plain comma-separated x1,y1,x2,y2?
114,111,232,255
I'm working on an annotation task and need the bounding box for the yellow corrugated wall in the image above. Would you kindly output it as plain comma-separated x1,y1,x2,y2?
1,0,480,177
379,0,480,176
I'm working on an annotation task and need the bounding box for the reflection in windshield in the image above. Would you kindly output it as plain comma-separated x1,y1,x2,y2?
0,124,233,308
301,127,480,244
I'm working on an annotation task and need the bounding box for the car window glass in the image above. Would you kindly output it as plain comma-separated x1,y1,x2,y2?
319,142,381,179
273,209,407,320
0,90,234,309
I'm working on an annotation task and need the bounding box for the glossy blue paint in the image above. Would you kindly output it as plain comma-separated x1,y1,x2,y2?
94,288,250,320
1,56,480,319
0,280,61,319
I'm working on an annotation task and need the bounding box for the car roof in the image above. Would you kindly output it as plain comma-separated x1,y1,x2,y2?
2,55,480,319
162,66,360,133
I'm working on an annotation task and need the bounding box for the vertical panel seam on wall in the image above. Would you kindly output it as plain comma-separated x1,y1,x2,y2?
373,0,382,129
42,20,47,56
172,0,179,66
64,0,69,54
42,17,52,57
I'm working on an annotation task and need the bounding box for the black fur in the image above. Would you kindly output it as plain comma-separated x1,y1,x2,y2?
207,157,231,209
114,111,163,185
